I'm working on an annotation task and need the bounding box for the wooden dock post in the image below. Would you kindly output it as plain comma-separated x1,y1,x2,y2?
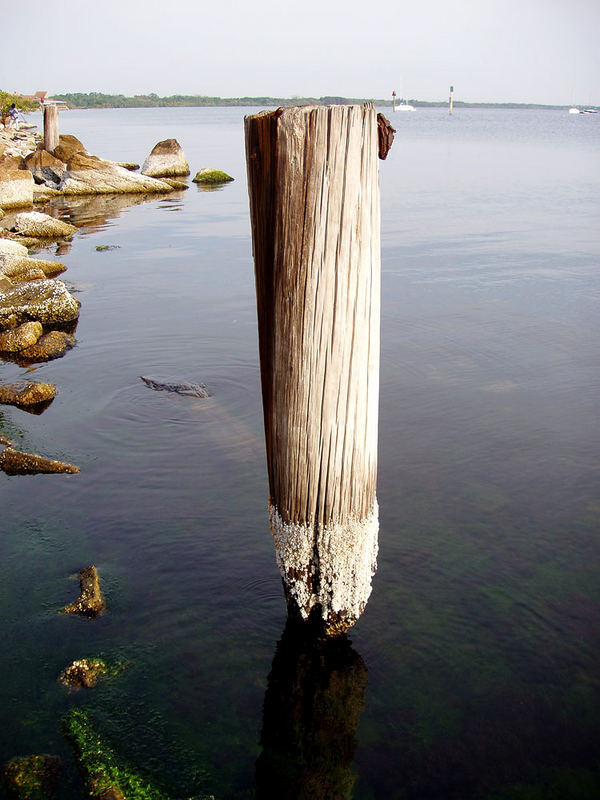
245,104,383,634
449,85,454,116
43,104,59,153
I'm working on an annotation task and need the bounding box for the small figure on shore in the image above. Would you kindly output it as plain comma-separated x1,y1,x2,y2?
7,103,19,129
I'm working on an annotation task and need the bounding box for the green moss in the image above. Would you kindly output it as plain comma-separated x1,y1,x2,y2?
63,709,212,800
192,169,234,185
59,657,126,689
2,754,61,799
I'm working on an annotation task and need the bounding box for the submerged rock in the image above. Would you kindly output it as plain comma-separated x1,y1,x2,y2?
63,709,212,800
62,566,105,617
14,211,77,239
0,448,79,475
59,658,112,689
0,279,80,328
192,168,234,185
140,375,210,398
2,754,61,799
17,330,76,363
0,380,56,409
141,138,190,178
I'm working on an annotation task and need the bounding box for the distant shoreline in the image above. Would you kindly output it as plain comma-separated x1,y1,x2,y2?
51,93,582,112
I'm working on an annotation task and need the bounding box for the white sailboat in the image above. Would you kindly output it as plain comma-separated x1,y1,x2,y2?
392,90,415,112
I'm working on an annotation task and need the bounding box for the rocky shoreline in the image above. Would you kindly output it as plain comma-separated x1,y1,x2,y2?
1,119,225,798
0,121,233,474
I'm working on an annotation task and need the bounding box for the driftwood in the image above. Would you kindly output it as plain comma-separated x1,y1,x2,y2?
245,104,381,634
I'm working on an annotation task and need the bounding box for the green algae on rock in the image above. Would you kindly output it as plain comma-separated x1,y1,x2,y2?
63,709,213,800
59,657,125,689
2,754,61,799
192,168,234,185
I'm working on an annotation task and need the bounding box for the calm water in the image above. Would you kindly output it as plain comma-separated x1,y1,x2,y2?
1,107,599,799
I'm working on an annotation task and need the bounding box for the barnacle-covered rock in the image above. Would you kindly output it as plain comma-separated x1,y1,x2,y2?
0,279,80,328
14,211,77,239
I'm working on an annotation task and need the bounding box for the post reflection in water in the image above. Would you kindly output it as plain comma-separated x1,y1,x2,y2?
256,618,368,800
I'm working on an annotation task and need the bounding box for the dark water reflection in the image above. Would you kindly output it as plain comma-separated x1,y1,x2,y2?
256,621,367,800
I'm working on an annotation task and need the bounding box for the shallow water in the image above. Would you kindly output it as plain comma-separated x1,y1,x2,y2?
1,106,599,799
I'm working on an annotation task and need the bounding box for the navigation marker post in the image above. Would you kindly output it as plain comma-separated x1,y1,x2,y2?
449,85,454,116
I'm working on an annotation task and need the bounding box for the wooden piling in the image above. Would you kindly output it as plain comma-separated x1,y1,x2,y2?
245,104,381,634
43,104,59,153
449,85,454,116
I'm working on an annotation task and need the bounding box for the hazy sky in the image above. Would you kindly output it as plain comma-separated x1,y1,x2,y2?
4,0,599,105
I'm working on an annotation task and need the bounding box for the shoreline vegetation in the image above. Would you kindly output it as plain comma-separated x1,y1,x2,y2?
51,92,583,111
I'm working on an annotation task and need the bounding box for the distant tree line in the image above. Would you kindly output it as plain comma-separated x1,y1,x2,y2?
52,92,379,109
52,92,570,111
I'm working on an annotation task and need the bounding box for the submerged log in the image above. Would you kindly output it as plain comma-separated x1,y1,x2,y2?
2,754,61,798
245,104,381,634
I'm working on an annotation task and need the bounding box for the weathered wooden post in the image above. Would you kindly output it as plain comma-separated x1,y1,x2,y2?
245,104,391,635
449,85,454,116
43,104,59,153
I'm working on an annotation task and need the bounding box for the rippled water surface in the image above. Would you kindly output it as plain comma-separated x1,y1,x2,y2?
1,107,599,799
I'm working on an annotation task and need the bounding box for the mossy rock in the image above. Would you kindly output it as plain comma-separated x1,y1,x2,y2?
63,709,212,800
2,754,61,799
59,657,125,689
192,169,234,185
